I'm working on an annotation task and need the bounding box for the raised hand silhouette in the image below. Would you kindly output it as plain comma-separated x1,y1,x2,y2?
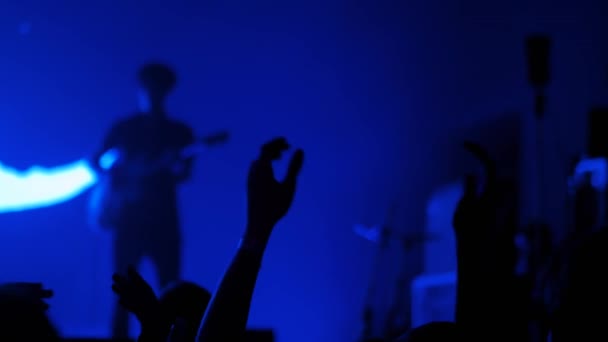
452,141,499,240
0,282,53,311
112,266,160,324
246,137,304,240
196,137,304,342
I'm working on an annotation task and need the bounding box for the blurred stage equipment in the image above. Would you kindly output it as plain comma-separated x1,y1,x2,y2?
353,205,393,342
566,69,608,234
410,271,457,327
521,35,554,274
522,35,569,342
354,203,436,341
384,229,437,339
568,157,607,233
524,34,551,221
525,35,551,115
410,182,462,327
567,107,608,233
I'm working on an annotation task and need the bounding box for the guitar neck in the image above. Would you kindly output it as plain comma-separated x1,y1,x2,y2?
198,130,229,147
99,131,228,172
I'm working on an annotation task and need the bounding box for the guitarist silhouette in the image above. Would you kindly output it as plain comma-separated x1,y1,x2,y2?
89,63,227,338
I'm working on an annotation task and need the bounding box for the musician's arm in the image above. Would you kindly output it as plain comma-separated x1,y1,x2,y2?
92,122,125,171
90,149,107,172
173,157,194,182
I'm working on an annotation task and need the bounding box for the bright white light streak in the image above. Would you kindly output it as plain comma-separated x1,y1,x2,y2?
0,159,97,213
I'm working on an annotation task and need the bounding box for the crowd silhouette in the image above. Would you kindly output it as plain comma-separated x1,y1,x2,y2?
0,136,303,342
1,41,606,342
3,133,607,342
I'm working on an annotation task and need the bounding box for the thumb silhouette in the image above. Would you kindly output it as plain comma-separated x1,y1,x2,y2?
284,149,304,188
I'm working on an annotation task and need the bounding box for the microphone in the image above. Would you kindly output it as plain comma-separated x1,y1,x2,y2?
353,224,437,248
525,35,551,88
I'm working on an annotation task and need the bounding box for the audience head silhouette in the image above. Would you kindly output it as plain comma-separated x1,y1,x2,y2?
394,321,460,342
0,295,60,341
159,281,211,339
552,228,608,341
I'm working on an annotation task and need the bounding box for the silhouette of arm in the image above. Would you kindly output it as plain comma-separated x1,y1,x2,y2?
197,138,303,342
196,236,267,342
175,157,194,182
112,268,171,342
452,143,522,338
92,121,125,171
138,319,172,342
454,224,521,340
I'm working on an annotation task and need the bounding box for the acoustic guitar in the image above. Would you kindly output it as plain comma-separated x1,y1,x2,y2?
88,131,229,229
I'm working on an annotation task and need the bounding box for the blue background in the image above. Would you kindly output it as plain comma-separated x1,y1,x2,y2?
1,1,607,341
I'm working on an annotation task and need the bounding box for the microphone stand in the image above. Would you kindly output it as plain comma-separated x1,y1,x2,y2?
522,35,553,342
355,202,435,342
525,35,551,228
361,228,390,342
355,204,396,342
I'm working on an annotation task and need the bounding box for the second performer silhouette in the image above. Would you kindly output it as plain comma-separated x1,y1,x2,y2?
90,63,195,338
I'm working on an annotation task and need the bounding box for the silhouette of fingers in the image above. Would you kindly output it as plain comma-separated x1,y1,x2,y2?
112,273,126,283
260,137,289,161
463,140,497,195
468,142,495,176
283,149,304,186
21,283,53,298
12,282,42,289
111,284,121,295
0,282,54,299
463,141,490,164
39,289,53,298
127,266,143,282
112,273,128,292
250,139,288,186
40,301,50,311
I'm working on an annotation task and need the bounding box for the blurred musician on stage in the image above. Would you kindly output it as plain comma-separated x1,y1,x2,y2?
89,63,197,338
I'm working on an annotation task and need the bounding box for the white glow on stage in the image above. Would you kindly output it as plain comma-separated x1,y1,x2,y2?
0,160,97,213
